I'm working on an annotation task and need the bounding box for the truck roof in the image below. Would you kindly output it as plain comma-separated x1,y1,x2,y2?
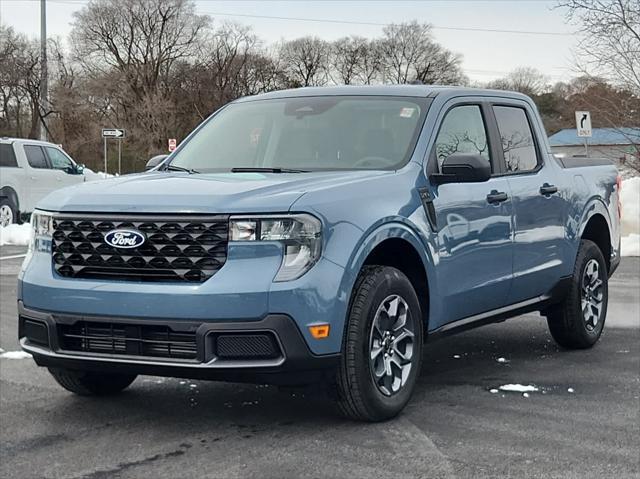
0,137,59,147
234,84,534,103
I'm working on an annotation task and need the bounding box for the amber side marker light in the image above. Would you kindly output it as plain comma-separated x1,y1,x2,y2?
309,324,330,339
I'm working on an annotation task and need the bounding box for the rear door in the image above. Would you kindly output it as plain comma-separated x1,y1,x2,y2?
429,101,514,324
490,102,567,302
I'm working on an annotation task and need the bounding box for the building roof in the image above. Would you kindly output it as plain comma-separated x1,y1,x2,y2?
549,128,640,147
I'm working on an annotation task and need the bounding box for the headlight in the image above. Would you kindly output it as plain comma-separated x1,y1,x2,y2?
29,210,54,253
229,214,322,281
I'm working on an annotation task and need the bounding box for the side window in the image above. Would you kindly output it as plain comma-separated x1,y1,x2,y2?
435,105,491,170
46,147,75,171
0,144,18,167
493,106,538,173
24,145,49,169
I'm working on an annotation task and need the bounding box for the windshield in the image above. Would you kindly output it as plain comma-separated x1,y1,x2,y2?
168,96,430,172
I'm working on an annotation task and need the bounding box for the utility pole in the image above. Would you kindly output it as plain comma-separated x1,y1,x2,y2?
39,0,48,141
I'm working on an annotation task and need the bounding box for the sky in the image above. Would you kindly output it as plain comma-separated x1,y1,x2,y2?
0,0,582,84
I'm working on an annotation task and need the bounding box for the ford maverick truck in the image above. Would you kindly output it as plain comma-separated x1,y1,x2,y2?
18,86,621,421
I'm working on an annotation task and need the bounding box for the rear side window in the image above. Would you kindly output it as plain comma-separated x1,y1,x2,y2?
24,145,49,169
493,106,538,173
0,144,18,167
434,105,491,170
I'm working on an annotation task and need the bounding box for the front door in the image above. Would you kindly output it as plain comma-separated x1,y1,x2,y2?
430,103,514,325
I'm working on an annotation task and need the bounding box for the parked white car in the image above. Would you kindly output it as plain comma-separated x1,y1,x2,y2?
0,138,100,226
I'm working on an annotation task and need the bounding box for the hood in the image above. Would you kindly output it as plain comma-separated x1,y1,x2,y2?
38,170,391,214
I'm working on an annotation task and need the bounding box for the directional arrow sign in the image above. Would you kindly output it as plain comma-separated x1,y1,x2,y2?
575,111,592,137
102,128,126,139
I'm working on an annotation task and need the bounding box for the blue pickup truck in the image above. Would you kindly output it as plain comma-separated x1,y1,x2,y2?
18,86,621,421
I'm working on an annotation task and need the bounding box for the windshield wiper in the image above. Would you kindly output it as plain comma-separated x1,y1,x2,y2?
230,167,310,173
164,164,200,174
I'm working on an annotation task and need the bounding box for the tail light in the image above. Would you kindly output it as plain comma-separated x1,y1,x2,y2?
616,175,623,220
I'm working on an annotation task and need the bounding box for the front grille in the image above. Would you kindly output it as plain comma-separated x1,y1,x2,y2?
52,215,228,282
58,321,197,360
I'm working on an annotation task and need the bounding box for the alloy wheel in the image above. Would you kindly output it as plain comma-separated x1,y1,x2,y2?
581,259,604,331
0,205,13,227
368,294,415,396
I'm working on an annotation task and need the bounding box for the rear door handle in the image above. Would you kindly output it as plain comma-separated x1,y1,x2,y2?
486,190,508,204
540,183,558,196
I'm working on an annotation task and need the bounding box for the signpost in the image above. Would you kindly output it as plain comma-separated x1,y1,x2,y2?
102,129,126,174
575,111,591,157
168,138,177,152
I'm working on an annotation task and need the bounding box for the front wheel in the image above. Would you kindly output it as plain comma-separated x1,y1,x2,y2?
546,239,608,349
0,198,17,227
48,368,137,396
334,266,423,421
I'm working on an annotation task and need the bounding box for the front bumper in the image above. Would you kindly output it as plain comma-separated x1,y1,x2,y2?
19,302,339,385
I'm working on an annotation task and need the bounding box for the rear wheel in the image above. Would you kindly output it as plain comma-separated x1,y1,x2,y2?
546,240,608,349
48,368,137,396
334,266,423,421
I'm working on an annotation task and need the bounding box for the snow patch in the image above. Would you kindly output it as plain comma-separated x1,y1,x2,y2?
0,223,32,246
83,167,116,181
452,354,461,359
621,177,639,236
567,388,575,393
496,357,508,363
620,177,639,257
621,234,640,257
0,350,32,359
498,384,539,393
489,388,499,394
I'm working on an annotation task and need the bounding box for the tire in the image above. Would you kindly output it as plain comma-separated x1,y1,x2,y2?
0,197,17,227
546,239,608,349
48,368,137,396
334,266,423,422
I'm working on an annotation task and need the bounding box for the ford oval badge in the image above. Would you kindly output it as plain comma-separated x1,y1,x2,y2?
104,229,146,249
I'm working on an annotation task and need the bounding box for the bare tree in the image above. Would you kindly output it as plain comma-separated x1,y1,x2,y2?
72,0,209,97
278,37,330,87
378,21,465,85
487,67,549,97
331,36,382,85
559,0,640,95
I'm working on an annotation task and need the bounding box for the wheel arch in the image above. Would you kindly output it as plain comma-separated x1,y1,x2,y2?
580,212,612,273
0,186,20,210
344,222,434,330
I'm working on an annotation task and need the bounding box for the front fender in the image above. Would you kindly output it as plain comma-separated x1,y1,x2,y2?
336,219,437,325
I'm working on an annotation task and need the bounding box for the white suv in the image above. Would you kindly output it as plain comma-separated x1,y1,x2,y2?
0,138,100,226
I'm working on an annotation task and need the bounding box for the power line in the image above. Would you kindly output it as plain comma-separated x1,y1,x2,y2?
199,11,575,37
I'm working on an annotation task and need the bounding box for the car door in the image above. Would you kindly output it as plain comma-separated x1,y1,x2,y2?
490,102,567,302
429,102,514,324
21,145,55,212
44,146,85,190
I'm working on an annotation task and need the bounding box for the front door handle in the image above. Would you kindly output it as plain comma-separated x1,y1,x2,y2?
540,183,558,196
487,190,508,204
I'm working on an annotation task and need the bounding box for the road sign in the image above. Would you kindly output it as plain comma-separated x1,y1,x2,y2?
102,128,126,139
575,111,592,137
168,138,177,152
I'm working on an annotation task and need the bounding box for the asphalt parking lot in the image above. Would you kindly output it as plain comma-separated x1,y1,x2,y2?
1,247,638,479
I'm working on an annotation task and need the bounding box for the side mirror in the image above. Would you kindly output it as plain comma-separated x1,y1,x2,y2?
146,154,168,171
66,164,84,175
430,153,491,184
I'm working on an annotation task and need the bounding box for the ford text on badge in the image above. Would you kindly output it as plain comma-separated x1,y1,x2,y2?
104,230,146,248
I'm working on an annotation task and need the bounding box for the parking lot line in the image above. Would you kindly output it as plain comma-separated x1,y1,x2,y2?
0,254,27,261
